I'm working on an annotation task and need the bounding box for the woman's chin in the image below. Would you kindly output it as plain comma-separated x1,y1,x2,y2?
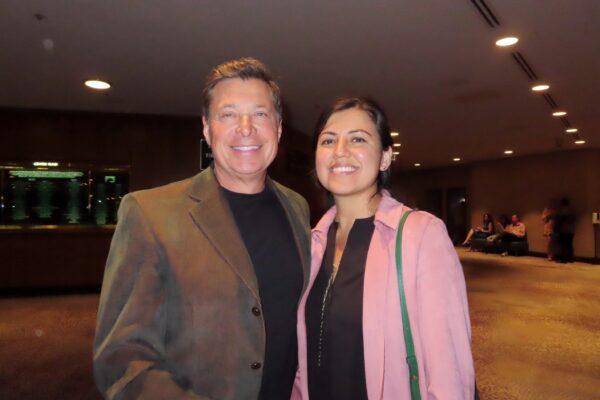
324,184,378,200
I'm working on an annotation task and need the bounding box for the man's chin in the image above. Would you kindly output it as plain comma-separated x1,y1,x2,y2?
215,165,269,180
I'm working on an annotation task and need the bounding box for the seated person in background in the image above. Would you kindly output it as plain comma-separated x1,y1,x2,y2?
462,212,494,246
504,214,526,238
496,214,527,255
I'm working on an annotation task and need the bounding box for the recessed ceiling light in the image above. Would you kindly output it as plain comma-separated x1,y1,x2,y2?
390,131,399,137
504,150,514,155
453,157,461,162
495,37,519,47
392,151,400,155
414,163,421,167
574,139,586,145
85,79,111,90
565,128,578,133
531,84,550,92
393,143,401,147
552,111,567,117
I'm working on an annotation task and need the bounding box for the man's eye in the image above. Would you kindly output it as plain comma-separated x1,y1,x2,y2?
352,137,367,143
220,112,235,119
255,111,268,117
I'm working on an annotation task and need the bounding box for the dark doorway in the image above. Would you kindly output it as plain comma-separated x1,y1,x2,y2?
446,187,468,245
421,189,443,219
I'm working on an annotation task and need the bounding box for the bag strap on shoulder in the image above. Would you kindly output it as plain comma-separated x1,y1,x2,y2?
395,210,421,400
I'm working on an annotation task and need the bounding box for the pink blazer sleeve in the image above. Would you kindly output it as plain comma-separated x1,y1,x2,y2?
416,218,475,399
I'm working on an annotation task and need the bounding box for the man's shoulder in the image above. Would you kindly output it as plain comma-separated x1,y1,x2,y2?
128,176,193,206
270,180,307,205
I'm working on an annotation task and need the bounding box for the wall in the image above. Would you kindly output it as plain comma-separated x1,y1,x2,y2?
394,149,600,260
1,108,202,289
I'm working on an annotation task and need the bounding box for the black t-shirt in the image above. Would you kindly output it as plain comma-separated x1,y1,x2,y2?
222,186,304,400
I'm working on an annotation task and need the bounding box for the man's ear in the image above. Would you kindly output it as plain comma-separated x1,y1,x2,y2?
380,147,393,171
277,121,282,142
202,116,211,146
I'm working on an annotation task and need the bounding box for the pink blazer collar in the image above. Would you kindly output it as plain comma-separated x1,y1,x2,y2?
312,191,405,240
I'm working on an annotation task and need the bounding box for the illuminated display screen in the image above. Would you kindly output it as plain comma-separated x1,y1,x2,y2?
0,165,129,226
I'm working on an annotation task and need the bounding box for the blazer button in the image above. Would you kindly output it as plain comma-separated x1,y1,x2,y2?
252,307,261,316
251,362,262,370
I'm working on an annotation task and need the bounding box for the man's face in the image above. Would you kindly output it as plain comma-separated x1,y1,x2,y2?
511,215,519,224
203,78,281,192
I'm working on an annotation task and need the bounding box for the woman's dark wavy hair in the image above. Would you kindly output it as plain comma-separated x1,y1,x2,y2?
313,96,394,192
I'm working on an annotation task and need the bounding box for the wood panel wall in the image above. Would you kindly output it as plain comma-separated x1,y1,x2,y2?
1,108,202,289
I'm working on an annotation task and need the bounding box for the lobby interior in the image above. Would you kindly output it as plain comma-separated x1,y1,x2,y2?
1,1,599,399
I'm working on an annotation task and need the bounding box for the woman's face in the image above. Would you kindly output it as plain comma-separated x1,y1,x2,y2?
315,108,392,199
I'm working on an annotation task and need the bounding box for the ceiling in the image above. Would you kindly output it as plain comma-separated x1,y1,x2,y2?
1,0,598,169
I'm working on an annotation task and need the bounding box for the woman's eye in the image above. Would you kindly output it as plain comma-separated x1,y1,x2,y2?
255,111,268,117
320,138,334,145
352,136,367,143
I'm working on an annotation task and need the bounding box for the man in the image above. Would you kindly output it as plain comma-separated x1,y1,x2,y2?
554,197,576,263
498,214,526,256
94,58,310,400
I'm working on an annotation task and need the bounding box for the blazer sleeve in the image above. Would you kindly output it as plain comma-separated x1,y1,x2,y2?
415,218,475,400
93,194,207,400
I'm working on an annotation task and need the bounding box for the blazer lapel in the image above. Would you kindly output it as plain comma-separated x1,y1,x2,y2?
362,229,389,400
268,179,311,294
187,169,260,301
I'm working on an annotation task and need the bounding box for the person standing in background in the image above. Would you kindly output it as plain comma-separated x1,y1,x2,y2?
554,197,576,263
542,202,557,261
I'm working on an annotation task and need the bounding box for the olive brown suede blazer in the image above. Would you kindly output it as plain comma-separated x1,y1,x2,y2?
93,168,311,400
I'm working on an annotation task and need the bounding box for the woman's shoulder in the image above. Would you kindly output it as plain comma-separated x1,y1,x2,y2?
404,210,446,240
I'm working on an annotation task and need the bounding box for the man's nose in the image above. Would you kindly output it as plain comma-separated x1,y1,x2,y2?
237,114,253,136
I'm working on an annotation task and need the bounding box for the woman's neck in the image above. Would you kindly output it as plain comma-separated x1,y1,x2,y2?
333,190,382,231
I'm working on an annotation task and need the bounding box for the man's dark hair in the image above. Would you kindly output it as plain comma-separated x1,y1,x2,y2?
202,57,282,121
313,96,394,191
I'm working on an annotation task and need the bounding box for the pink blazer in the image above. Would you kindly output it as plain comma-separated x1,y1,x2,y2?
292,193,475,399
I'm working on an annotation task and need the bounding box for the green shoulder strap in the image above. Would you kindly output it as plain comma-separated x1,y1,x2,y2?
395,210,480,400
395,210,421,400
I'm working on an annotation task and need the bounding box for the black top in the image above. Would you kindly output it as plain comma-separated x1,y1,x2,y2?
222,186,304,400
305,217,375,400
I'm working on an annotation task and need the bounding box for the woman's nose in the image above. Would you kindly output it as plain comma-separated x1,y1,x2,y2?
334,137,349,156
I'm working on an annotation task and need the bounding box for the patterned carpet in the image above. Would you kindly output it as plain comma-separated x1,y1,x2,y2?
1,252,598,399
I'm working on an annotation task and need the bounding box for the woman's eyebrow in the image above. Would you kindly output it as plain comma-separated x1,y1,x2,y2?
348,129,373,136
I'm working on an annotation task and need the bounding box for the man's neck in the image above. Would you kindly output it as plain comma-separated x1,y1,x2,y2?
213,167,266,194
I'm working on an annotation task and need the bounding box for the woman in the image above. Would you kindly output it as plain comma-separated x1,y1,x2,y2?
292,97,475,399
462,213,494,246
542,203,556,261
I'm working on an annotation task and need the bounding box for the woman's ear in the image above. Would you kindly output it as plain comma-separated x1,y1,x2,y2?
380,147,393,171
